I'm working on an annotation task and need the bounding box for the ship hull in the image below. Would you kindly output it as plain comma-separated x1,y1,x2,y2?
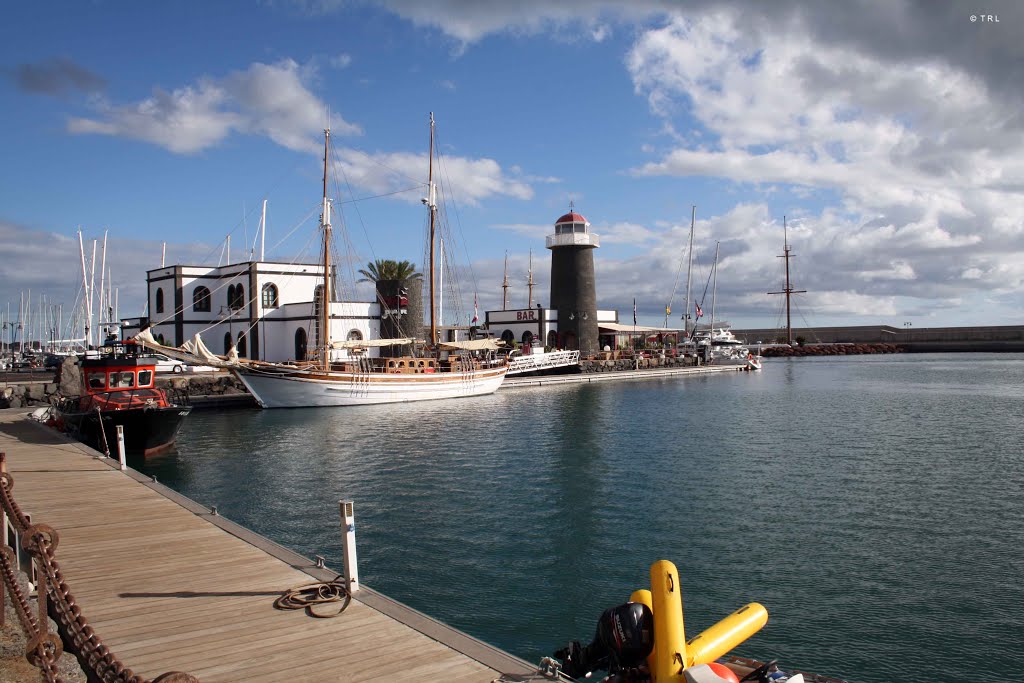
234,366,508,408
58,404,192,456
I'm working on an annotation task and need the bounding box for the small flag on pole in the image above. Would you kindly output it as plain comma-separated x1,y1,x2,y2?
633,298,637,325
472,294,479,324
695,301,703,319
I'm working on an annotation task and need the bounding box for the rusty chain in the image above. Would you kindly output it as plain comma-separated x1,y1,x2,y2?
1,453,199,683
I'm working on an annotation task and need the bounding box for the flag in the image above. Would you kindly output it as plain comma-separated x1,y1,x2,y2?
665,305,671,316
471,294,479,324
633,298,637,325
695,301,703,319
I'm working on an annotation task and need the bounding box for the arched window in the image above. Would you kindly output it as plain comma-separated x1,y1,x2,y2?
501,329,515,344
547,330,558,349
193,286,211,312
237,331,247,358
521,331,534,345
226,285,235,310
347,329,363,341
155,288,164,314
294,328,307,361
224,332,233,355
231,283,245,310
157,333,165,345
261,283,279,309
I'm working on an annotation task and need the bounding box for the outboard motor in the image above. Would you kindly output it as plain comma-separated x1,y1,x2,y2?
553,602,654,681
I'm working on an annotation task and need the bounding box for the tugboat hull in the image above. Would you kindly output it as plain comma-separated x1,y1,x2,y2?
62,405,192,454
59,403,192,456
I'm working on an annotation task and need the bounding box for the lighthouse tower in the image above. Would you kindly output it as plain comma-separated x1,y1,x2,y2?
547,207,600,355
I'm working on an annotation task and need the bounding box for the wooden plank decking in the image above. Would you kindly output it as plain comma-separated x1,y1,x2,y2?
0,410,546,682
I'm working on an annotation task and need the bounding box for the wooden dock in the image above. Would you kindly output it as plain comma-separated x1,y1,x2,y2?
0,410,549,682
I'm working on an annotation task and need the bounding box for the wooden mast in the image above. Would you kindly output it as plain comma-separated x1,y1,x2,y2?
684,205,695,339
527,249,534,308
502,252,509,310
427,113,438,346
321,128,332,371
768,216,806,344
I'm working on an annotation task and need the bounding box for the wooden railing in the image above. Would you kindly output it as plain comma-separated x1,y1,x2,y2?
0,452,199,683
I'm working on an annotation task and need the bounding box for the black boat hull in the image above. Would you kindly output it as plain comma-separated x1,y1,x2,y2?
59,404,192,456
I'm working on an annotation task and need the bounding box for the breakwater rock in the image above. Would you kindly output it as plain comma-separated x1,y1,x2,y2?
579,355,698,372
761,343,902,358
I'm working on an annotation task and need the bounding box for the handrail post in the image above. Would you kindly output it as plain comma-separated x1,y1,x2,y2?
339,500,359,593
1,452,7,551
0,452,5,628
116,425,127,470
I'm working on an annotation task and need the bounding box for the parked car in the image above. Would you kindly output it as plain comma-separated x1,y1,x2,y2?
150,353,187,373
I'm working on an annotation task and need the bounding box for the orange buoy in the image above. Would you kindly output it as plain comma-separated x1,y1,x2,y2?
706,662,740,683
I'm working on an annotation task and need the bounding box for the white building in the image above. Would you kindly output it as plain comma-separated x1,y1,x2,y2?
484,307,621,350
122,260,381,363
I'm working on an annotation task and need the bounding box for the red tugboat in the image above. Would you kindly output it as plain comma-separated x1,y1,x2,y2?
53,341,192,456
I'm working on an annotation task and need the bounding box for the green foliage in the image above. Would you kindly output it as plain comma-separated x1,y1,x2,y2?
795,335,806,346
357,259,423,284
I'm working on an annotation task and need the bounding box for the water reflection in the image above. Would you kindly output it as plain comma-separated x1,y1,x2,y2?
134,354,1024,682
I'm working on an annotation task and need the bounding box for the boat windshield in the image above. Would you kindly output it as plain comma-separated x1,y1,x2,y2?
109,371,135,388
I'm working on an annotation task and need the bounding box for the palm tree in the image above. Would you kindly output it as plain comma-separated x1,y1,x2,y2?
357,259,423,285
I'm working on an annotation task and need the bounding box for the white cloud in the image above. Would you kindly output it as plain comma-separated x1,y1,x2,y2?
67,59,361,155
596,221,658,245
329,54,352,69
333,148,534,206
620,11,1024,320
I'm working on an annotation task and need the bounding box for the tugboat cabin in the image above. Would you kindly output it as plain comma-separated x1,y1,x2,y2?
81,342,166,408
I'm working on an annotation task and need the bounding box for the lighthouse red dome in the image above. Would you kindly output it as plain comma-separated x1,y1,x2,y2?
555,212,588,225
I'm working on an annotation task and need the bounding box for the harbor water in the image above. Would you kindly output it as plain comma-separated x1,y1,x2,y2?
137,353,1024,683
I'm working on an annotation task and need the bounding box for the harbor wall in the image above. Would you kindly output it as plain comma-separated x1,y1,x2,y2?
0,370,250,410
732,324,1024,350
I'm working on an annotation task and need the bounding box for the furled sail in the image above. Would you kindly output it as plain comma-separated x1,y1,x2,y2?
439,339,506,351
329,338,419,350
134,328,240,367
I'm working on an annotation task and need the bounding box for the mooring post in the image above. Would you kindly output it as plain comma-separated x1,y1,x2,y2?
340,500,359,593
116,426,126,471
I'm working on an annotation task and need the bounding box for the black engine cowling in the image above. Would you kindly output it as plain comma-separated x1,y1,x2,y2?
553,602,654,679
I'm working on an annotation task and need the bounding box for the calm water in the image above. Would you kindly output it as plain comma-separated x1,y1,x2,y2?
137,354,1024,683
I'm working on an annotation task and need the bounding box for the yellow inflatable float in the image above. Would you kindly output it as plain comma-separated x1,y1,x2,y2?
551,559,770,682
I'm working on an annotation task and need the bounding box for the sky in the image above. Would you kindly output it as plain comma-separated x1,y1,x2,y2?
2,0,1022,340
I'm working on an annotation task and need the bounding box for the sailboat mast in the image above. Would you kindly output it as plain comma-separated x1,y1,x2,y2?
527,249,534,308
321,128,332,371
784,218,791,342
427,112,438,346
710,241,720,342
768,215,806,345
502,252,509,310
684,205,695,339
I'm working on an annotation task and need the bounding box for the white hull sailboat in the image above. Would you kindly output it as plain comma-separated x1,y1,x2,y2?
232,115,508,408
236,363,507,408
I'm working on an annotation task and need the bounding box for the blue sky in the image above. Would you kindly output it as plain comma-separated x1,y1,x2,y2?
2,1,1022,340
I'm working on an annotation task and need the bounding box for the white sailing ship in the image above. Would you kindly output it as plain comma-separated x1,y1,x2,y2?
139,115,509,408
233,116,508,407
